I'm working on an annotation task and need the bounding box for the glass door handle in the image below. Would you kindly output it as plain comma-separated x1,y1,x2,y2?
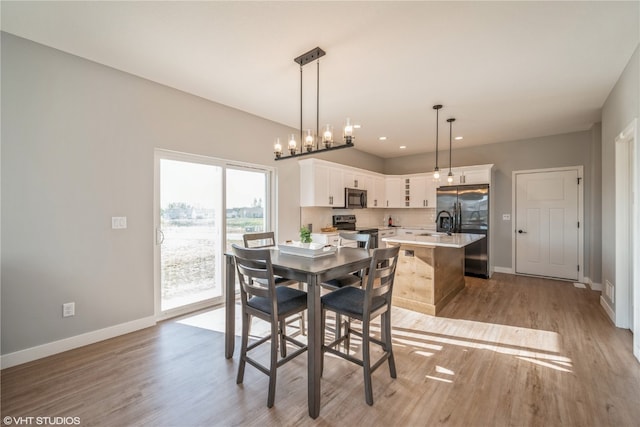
156,229,165,244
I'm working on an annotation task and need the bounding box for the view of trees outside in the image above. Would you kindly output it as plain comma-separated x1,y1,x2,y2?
160,160,268,312
225,169,267,253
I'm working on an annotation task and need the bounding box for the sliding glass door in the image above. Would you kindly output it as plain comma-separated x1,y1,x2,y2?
225,167,269,253
155,150,273,318
158,157,223,314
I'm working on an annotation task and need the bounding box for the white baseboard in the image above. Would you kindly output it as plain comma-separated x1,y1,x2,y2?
493,266,514,274
600,295,615,324
584,276,603,291
0,316,156,369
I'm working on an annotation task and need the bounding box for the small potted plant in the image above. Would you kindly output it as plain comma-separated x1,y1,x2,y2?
299,226,312,245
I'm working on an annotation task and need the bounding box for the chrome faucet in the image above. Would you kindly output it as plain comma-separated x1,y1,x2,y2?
435,210,453,235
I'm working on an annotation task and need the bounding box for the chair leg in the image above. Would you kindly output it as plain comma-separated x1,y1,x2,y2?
267,318,279,408
320,308,326,377
237,312,250,384
383,310,397,378
362,319,374,406
344,318,351,352
298,283,307,336
335,313,342,342
279,321,287,358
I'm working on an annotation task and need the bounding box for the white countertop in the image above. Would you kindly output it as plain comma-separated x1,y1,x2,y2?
382,232,485,248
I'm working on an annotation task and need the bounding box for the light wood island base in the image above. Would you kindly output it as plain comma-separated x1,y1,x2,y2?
389,243,465,315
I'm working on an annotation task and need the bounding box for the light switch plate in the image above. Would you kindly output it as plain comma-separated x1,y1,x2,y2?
63,302,75,317
112,216,127,229
502,214,511,221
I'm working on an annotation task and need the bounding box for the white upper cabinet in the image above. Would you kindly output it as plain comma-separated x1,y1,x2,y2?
299,159,492,208
369,175,386,208
406,174,436,208
299,159,345,207
448,164,493,185
343,170,370,190
385,176,405,208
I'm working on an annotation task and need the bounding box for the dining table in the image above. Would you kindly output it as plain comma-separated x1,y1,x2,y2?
224,246,372,419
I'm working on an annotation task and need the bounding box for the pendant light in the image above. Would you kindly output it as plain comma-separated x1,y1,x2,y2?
447,117,456,183
273,47,355,160
433,105,443,180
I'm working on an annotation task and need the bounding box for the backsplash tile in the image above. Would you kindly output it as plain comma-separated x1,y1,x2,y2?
300,207,436,232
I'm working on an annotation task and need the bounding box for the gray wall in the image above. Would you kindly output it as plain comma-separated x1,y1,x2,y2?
2,31,636,357
384,129,601,279
601,45,640,311
0,33,382,354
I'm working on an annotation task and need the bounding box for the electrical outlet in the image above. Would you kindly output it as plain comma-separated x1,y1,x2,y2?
63,302,75,318
112,216,127,229
502,214,511,221
605,280,614,303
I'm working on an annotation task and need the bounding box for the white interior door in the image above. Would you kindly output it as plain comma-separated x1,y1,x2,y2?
515,169,580,280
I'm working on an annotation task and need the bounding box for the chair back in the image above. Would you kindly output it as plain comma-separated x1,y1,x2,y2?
243,231,277,248
338,232,371,249
362,245,400,312
232,244,277,312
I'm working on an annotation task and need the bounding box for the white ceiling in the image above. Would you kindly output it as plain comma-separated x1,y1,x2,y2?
2,1,639,158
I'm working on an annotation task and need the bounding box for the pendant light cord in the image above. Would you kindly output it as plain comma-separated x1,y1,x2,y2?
299,65,303,143
447,117,456,173
433,105,443,173
316,60,320,150
449,119,452,171
435,107,439,169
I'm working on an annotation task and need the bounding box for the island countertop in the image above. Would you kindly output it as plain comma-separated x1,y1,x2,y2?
382,232,485,249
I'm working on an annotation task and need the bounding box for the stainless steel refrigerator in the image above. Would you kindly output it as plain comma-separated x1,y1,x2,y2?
436,184,489,278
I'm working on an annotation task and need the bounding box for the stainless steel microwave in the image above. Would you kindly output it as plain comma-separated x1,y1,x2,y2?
344,188,367,209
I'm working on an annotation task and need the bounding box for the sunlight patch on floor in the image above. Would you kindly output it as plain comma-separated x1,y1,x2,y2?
391,315,573,372
425,375,453,383
177,305,573,373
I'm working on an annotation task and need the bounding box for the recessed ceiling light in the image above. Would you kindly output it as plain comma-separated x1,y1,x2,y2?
378,136,387,141
399,145,406,149
455,136,463,140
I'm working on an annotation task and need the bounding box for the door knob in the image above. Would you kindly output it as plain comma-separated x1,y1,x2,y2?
518,229,527,234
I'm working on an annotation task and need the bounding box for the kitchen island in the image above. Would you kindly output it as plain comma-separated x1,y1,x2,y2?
382,233,485,315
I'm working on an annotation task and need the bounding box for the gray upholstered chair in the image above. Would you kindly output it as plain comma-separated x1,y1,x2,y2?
243,231,306,346
321,232,371,339
325,233,372,287
320,245,400,406
242,231,279,249
232,244,308,408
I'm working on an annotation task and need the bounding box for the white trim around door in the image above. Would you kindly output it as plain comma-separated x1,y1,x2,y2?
613,118,638,362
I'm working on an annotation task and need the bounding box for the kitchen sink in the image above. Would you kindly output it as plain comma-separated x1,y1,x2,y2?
417,232,448,237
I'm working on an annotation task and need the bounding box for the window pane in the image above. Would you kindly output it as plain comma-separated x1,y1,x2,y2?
160,159,222,312
225,168,268,253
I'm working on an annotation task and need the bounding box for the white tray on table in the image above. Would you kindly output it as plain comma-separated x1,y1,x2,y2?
278,242,337,258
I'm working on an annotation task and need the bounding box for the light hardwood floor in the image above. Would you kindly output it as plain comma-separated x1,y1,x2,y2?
2,273,639,426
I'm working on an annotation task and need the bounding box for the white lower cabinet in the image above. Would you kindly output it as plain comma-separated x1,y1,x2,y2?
378,228,397,247
310,233,341,246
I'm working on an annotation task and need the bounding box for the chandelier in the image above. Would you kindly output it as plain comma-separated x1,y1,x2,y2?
273,47,355,160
